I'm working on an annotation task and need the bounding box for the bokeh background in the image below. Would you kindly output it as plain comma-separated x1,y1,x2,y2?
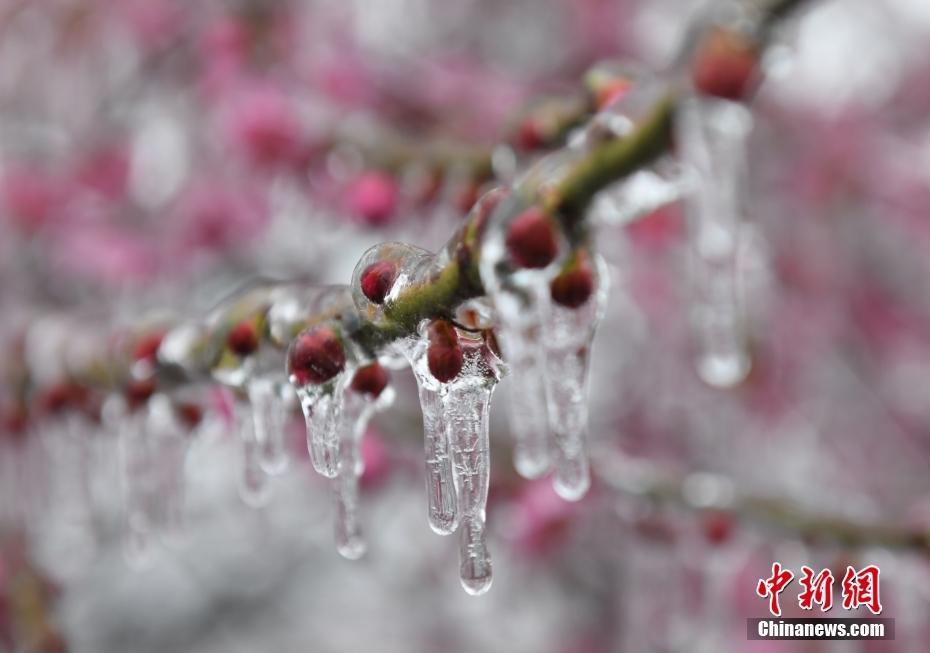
3,0,930,651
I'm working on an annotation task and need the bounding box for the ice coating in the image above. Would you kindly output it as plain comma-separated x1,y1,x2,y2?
542,255,608,501
400,335,459,535
282,288,356,479
115,401,156,565
477,187,570,489
443,331,504,595
498,304,551,480
584,76,683,227
246,377,290,475
294,379,346,479
331,378,395,559
350,242,434,324
236,398,272,507
146,395,190,545
678,96,753,387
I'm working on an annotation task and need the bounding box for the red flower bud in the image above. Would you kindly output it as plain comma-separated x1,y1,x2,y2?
133,331,165,363
227,320,259,356
690,28,759,102
427,319,463,383
288,326,346,386
175,402,204,430
350,362,390,398
701,510,735,546
359,260,398,305
37,382,87,416
125,378,157,411
515,118,544,151
505,208,559,269
2,404,28,440
550,256,595,308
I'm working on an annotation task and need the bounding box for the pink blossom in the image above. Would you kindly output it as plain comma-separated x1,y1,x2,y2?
73,144,129,200
49,224,158,287
225,85,307,170
359,428,392,489
1,166,65,234
176,181,268,253
511,479,581,557
347,171,398,226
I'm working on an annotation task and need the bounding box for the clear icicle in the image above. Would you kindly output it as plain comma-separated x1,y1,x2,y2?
236,400,272,507
247,377,289,475
543,255,609,502
678,96,753,387
116,404,156,566
145,395,189,545
295,380,345,479
443,335,503,595
402,338,458,535
498,308,551,480
330,383,393,559
333,391,366,559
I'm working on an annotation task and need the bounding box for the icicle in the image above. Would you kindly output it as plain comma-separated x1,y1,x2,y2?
442,332,503,595
236,399,272,507
402,337,459,535
114,401,157,565
498,314,551,480
287,324,350,479
333,391,366,559
543,254,609,501
350,242,461,535
145,395,190,545
474,188,567,485
246,377,289,475
294,382,344,478
678,96,753,387
331,376,394,559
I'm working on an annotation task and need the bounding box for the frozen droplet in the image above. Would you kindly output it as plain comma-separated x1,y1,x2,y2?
247,377,289,475
678,97,753,387
400,336,458,535
459,512,493,595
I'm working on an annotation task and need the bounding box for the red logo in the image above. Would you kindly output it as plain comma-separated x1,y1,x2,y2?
756,563,882,616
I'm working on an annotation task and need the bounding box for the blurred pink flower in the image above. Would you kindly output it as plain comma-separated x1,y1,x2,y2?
175,180,268,253
360,427,392,489
49,223,157,287
313,52,379,109
347,171,398,227
73,144,130,201
225,84,308,170
1,166,66,234
115,0,185,52
511,479,581,557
